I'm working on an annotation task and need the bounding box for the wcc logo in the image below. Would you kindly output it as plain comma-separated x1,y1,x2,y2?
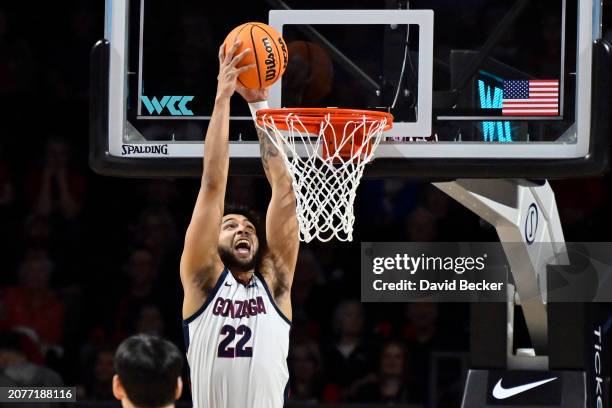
141,95,194,116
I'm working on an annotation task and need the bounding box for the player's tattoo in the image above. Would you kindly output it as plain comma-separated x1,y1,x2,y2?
256,127,278,171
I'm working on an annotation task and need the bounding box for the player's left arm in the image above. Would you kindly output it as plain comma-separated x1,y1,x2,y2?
238,88,299,319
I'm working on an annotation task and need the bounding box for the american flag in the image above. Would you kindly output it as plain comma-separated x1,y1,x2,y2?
502,80,559,116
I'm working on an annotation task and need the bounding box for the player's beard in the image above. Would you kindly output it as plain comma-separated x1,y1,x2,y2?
218,245,258,273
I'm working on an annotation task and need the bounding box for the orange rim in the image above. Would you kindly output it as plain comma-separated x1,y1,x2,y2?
256,108,394,132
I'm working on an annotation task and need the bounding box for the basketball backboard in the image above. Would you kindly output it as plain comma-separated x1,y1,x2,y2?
90,0,611,178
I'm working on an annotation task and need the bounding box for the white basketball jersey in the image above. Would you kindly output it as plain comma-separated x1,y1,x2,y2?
183,268,290,408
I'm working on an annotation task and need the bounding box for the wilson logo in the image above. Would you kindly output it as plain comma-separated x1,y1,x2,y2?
122,144,168,155
262,37,276,81
141,95,194,116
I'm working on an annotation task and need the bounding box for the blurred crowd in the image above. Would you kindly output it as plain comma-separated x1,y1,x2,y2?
0,1,611,407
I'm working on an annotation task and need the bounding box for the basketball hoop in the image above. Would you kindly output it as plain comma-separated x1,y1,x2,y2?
256,108,393,242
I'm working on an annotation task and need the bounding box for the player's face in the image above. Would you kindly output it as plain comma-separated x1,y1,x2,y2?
218,214,260,272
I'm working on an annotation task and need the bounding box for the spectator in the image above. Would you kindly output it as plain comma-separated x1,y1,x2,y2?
22,214,52,251
358,180,419,240
553,178,608,239
421,185,490,241
402,302,441,345
0,7,37,99
404,207,439,241
113,334,183,408
130,208,183,335
1,254,65,350
84,347,116,401
0,144,17,271
67,4,97,102
26,137,85,220
310,244,352,299
290,249,330,341
140,180,179,212
114,249,162,339
0,145,13,209
289,340,341,403
0,297,5,332
132,208,178,270
324,300,374,390
402,302,443,402
135,304,166,337
0,327,44,365
348,341,413,403
0,330,62,387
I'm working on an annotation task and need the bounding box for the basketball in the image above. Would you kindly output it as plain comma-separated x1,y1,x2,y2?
223,22,288,89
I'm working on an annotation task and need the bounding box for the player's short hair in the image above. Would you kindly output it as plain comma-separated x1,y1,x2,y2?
114,334,183,408
223,203,266,248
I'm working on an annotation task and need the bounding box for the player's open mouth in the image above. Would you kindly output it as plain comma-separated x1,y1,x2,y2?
234,239,251,255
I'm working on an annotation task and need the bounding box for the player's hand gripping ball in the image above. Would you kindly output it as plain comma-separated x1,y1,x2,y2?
223,22,288,89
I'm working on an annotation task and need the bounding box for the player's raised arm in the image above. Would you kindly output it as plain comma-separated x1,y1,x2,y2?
180,41,254,319
238,87,299,312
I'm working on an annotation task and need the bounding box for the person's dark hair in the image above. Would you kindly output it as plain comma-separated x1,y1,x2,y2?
114,334,183,408
223,203,267,249
0,331,23,353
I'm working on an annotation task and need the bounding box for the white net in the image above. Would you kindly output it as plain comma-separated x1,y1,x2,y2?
257,110,389,242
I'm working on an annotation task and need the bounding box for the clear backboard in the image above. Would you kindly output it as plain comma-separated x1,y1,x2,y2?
90,0,611,178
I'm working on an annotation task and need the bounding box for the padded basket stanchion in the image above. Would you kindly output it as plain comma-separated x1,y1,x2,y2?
256,108,393,242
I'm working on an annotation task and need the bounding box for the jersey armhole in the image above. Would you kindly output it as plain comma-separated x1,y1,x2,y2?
256,272,292,326
183,267,229,325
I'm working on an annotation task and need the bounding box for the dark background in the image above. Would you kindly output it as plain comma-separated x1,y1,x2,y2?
0,1,611,407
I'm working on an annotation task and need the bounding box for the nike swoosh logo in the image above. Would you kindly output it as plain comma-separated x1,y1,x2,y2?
224,283,232,287
492,377,557,399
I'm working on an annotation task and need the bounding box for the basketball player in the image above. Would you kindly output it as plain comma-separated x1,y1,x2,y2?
113,334,183,408
180,39,299,408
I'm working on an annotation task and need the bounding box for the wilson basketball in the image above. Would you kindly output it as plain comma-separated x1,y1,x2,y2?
223,22,288,89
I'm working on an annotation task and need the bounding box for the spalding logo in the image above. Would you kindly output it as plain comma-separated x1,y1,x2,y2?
122,144,168,155
262,37,276,81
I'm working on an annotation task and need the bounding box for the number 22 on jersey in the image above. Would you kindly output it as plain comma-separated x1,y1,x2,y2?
217,324,253,358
